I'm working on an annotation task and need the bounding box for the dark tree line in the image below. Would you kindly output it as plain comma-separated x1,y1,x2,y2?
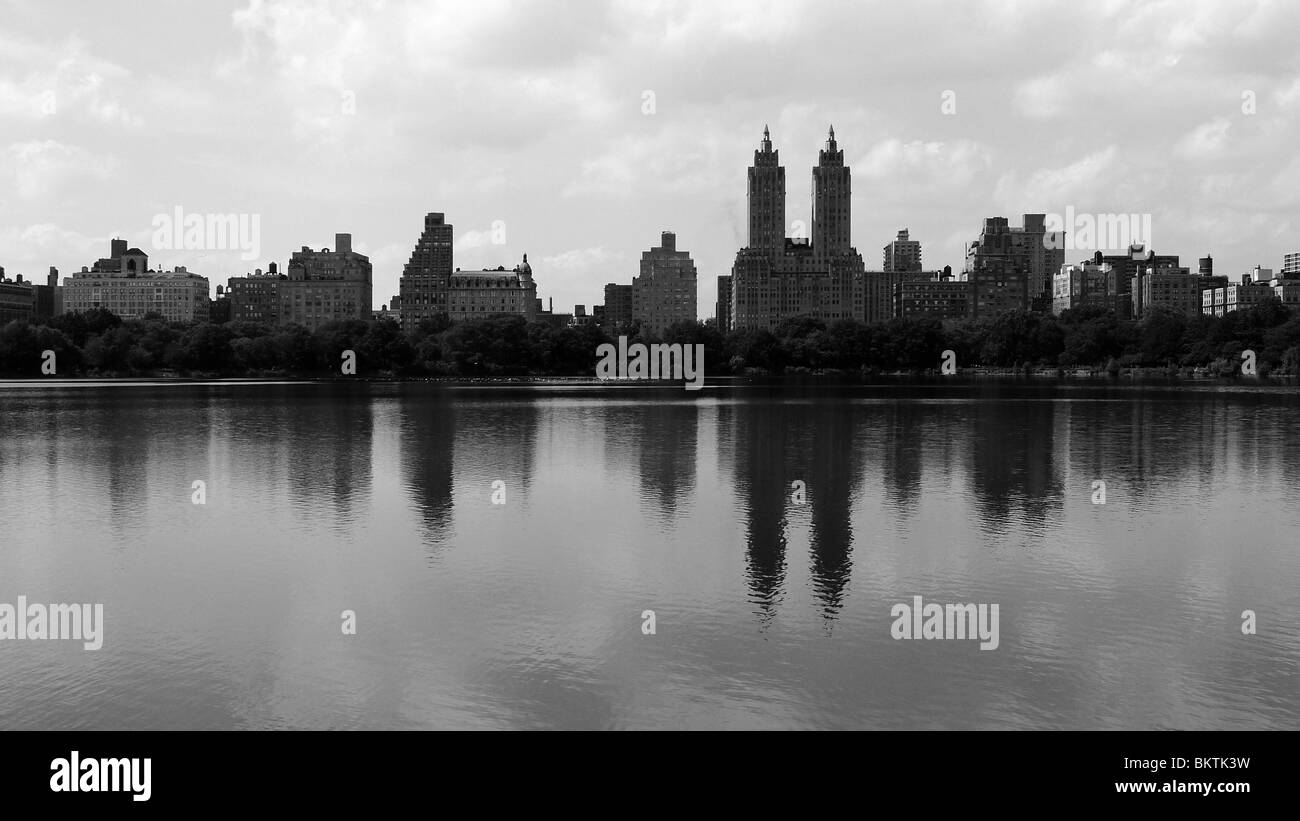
1,300,1298,378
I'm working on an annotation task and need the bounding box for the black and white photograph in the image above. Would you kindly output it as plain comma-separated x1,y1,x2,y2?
0,0,1295,804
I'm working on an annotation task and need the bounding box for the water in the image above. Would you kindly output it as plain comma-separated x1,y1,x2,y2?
1,380,1297,730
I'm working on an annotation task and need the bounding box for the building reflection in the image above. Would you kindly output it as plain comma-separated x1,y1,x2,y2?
398,388,455,548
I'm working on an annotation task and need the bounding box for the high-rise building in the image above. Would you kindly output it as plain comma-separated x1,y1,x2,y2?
965,218,1027,318
716,275,732,331
730,127,866,330
1283,252,1300,277
63,239,210,322
812,126,851,256
398,212,454,329
633,231,697,336
883,229,922,273
748,125,785,251
1053,260,1111,315
267,233,372,330
226,262,283,324
1132,266,1199,319
1021,214,1064,306
1199,255,1214,277
964,215,1062,317
603,283,633,327
1100,244,1179,320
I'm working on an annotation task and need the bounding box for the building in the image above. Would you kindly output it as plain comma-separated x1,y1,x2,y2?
1283,252,1300,277
226,263,283,324
278,233,372,330
446,256,537,322
894,270,969,320
1052,260,1112,315
715,275,732,331
1100,244,1179,320
533,298,572,328
226,235,372,331
965,218,1027,319
603,283,633,328
729,126,866,330
1199,255,1214,277
0,266,60,322
210,286,232,323
633,231,697,336
63,240,209,322
1202,270,1284,317
883,229,922,273
397,212,541,328
0,272,34,324
571,305,596,327
398,212,454,329
1132,266,1200,319
963,215,1063,318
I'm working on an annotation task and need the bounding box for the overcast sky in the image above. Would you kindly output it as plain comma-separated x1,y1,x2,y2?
3,0,1299,317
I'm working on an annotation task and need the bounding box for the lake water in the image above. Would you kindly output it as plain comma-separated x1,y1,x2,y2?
1,380,1297,729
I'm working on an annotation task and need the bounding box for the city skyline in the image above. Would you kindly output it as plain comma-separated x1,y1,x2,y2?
3,0,1300,320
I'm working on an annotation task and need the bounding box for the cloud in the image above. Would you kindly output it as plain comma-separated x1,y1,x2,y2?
0,141,119,199
1175,118,1232,160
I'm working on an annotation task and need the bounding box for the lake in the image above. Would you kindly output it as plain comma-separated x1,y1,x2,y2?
1,379,1297,729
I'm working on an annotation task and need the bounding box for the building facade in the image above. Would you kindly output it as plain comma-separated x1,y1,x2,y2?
729,127,865,331
1132,267,1200,318
633,231,697,336
603,283,633,327
63,240,209,322
446,256,537,322
398,212,454,329
894,271,970,320
1283,252,1300,277
715,275,732,331
883,228,922,273
1052,261,1112,315
963,215,1063,318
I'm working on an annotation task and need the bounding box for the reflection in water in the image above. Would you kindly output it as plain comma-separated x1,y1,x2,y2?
730,402,794,623
804,405,858,621
399,390,455,551
1,381,1299,730
969,397,1062,532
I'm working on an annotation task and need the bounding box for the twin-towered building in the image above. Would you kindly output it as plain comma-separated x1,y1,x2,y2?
727,126,866,330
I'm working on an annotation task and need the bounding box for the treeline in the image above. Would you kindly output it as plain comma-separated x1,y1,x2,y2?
2,300,1299,378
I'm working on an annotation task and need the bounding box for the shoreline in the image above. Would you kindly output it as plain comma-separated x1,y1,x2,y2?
1,368,1296,390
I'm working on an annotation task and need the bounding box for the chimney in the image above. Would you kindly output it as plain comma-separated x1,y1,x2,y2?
335,233,352,254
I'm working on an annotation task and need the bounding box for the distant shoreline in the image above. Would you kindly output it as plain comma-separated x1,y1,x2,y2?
1,368,1296,389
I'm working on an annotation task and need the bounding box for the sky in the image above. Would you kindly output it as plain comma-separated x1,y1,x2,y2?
2,0,1300,318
